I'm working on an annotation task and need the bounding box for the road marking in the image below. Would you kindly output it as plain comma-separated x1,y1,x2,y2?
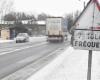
0,48,14,52
18,46,67,64
0,42,47,56
0,45,68,80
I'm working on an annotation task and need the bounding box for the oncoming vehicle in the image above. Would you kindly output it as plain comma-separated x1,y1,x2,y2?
16,33,29,43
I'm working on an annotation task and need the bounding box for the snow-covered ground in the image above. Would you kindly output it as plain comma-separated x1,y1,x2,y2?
29,36,46,42
27,47,100,80
0,36,47,43
0,38,14,43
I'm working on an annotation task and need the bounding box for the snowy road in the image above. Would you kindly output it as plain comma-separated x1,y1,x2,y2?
26,47,100,80
26,47,88,80
0,37,69,79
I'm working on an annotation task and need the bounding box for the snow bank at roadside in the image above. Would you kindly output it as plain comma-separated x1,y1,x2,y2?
27,47,89,80
29,36,46,42
0,38,14,43
0,36,47,43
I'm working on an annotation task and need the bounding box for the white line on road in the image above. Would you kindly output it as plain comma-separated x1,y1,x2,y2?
0,45,68,80
0,42,47,56
18,47,62,64
18,44,68,65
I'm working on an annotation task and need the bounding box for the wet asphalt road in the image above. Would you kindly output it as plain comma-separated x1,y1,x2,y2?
0,40,69,79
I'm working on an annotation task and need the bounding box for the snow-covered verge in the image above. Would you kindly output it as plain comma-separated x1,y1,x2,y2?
27,47,100,80
29,36,46,42
0,38,14,43
0,36,47,43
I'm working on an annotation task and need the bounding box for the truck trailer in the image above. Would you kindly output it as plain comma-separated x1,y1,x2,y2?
46,17,67,42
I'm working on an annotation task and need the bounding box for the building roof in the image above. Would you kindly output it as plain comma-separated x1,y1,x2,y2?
47,17,62,18
0,20,14,24
0,20,46,25
36,21,46,25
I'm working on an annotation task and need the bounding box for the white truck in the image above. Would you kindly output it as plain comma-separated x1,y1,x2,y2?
46,17,67,42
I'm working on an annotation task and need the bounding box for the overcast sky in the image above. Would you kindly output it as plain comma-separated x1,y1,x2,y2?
13,0,89,16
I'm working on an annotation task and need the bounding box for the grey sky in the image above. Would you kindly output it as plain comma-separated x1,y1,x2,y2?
13,0,89,16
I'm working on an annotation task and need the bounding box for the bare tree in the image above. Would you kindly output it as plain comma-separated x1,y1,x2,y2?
0,0,14,21
64,13,74,32
37,13,48,21
3,12,16,21
74,10,80,21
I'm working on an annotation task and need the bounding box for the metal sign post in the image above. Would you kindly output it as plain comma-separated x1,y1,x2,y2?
87,50,92,80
